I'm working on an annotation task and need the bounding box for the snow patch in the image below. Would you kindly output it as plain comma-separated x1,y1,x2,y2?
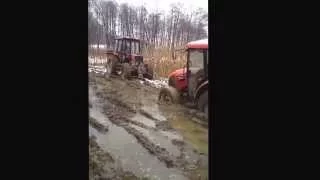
88,57,108,65
142,78,168,89
89,44,107,49
89,67,168,89
89,65,106,74
89,57,168,88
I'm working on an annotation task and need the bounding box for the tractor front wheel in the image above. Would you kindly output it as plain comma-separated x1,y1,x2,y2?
197,90,208,118
120,63,131,80
158,86,181,105
143,64,154,80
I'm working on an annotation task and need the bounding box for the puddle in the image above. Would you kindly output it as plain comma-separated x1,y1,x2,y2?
131,113,156,128
159,131,184,141
141,105,167,121
89,86,187,180
129,124,181,157
89,115,187,180
156,100,208,156
167,114,208,155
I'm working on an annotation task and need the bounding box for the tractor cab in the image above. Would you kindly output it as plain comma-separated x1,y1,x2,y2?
186,39,208,101
113,37,143,64
104,37,154,80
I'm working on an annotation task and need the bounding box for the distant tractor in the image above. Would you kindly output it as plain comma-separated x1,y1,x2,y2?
158,39,208,115
104,37,153,80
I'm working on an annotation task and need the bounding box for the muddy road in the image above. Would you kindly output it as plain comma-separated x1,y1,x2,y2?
89,72,208,180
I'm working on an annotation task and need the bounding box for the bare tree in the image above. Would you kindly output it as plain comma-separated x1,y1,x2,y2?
89,0,208,55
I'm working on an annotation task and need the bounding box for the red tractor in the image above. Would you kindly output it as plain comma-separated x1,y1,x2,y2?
104,37,153,80
158,39,208,116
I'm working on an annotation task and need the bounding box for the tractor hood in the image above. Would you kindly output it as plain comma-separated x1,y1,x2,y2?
168,68,187,78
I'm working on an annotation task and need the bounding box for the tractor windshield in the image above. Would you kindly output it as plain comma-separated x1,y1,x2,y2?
125,41,131,54
131,41,140,54
189,49,204,69
116,39,122,52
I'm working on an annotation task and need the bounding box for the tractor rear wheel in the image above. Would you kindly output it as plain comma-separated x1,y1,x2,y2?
158,86,181,105
104,60,113,79
120,63,131,80
104,54,118,78
197,90,208,116
137,63,145,79
143,64,154,80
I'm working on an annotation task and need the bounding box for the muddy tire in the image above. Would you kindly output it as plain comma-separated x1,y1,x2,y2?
104,54,118,78
136,63,145,79
104,60,113,79
120,63,131,80
197,90,208,115
143,64,154,80
158,86,181,105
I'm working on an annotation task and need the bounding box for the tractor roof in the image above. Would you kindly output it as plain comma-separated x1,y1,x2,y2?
186,39,208,49
115,37,141,41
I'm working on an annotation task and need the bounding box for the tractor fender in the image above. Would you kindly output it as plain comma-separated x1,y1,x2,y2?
194,80,208,101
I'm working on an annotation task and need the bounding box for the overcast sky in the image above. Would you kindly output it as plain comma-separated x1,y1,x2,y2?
96,0,208,34
109,0,208,14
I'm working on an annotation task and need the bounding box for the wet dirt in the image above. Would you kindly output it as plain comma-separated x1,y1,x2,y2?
89,74,209,179
90,117,109,133
131,113,156,128
129,124,181,157
89,87,187,180
166,114,208,155
89,135,142,180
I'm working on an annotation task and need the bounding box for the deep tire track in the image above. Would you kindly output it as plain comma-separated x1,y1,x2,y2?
89,135,143,180
90,75,208,179
101,103,177,168
89,117,109,133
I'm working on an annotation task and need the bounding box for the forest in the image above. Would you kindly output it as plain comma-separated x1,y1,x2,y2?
88,0,208,77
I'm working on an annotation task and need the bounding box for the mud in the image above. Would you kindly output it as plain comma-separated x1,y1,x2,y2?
102,106,155,130
131,113,156,128
89,86,187,180
121,125,176,168
99,100,178,168
172,139,185,146
89,135,142,180
139,109,161,122
89,74,208,180
90,117,109,133
155,121,174,131
130,124,181,157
